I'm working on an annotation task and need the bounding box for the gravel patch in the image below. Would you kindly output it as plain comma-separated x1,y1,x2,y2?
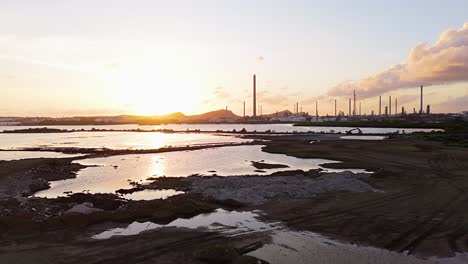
188,171,376,205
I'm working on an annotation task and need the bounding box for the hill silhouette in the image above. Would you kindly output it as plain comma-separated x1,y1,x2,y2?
185,109,240,121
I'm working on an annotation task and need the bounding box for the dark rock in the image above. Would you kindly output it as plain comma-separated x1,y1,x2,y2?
251,161,290,170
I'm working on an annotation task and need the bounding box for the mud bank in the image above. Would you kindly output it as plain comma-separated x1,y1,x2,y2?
135,171,376,205
13,141,259,155
254,137,468,258
0,157,91,199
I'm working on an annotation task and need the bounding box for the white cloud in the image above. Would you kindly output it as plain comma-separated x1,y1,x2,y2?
328,22,468,98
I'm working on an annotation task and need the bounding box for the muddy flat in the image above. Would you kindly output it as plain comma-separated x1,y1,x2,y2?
0,135,467,263
259,137,468,257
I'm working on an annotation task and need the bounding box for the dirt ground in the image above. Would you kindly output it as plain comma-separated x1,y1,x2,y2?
0,135,467,263
259,137,468,257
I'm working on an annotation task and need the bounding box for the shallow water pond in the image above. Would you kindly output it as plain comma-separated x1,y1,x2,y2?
0,131,248,150
93,208,434,263
340,135,387,140
34,145,339,199
93,208,280,239
0,151,83,161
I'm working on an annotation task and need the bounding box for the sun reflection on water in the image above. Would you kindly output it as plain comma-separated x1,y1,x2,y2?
149,155,166,179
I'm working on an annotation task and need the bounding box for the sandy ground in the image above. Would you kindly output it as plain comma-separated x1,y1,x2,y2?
0,135,467,263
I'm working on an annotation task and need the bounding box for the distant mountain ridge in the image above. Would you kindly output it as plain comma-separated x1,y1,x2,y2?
185,109,239,120
0,108,299,125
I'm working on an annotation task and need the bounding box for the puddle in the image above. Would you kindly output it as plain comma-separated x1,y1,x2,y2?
248,230,432,264
340,136,387,140
431,253,468,263
321,168,371,174
93,208,281,239
120,189,184,200
93,208,436,263
0,151,83,161
34,145,341,199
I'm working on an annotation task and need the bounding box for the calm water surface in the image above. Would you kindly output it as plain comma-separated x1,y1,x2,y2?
34,145,338,199
340,135,387,140
0,131,248,150
0,151,83,161
93,208,432,263
93,208,279,239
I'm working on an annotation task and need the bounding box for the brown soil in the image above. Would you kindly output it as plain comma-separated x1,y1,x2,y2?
257,137,468,258
1,135,468,262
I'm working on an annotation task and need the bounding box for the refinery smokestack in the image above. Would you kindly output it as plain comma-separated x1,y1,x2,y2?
379,96,382,116
253,75,256,117
420,85,423,114
389,96,392,116
334,99,337,116
395,98,398,116
316,101,318,117
348,98,351,116
243,101,245,117
353,90,356,116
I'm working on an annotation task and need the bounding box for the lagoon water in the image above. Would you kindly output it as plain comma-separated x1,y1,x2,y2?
0,124,440,152
0,131,247,150
34,145,338,199
0,151,83,161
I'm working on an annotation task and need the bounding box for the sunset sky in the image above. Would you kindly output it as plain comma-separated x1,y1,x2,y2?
1,0,467,116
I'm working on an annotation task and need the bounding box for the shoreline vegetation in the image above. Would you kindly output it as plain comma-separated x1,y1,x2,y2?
294,119,467,129
0,126,441,135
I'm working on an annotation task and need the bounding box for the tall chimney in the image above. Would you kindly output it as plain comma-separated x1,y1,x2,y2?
389,96,391,116
353,90,356,116
334,99,337,116
253,75,256,117
243,101,245,117
420,85,423,114
379,96,381,116
359,101,361,116
348,98,351,116
315,101,318,117
395,98,398,116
